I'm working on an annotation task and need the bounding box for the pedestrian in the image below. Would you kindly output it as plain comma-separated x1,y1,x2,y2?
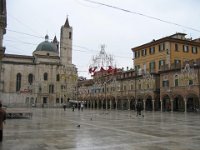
81,102,84,111
136,102,144,117
78,103,80,111
72,104,75,111
0,102,6,142
63,103,66,111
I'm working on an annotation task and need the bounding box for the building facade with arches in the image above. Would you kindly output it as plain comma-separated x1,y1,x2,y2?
78,63,200,112
78,33,200,112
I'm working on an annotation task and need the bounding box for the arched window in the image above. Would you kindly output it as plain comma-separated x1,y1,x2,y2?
16,73,21,91
174,75,179,87
28,74,34,85
44,72,48,81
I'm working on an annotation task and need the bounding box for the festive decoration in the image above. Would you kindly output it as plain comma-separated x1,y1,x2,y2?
88,45,117,75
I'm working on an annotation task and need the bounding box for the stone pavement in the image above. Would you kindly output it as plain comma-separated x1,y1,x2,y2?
1,108,200,150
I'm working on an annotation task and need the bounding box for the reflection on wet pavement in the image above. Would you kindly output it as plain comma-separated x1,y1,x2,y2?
1,108,200,150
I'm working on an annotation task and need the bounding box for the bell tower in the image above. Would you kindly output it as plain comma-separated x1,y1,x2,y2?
60,18,72,66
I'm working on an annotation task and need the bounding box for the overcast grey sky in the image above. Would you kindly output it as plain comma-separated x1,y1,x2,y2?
4,0,200,78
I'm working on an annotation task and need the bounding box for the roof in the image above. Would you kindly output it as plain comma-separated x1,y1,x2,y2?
132,33,200,52
35,35,58,53
64,17,70,28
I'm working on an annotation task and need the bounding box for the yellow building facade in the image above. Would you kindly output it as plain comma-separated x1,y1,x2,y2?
132,33,200,74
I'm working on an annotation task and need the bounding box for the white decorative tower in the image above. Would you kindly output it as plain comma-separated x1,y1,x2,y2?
60,18,72,66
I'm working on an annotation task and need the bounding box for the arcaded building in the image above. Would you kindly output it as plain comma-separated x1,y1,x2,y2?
77,33,200,112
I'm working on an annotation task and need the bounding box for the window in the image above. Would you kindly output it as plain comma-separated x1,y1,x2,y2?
49,84,54,93
183,45,189,52
131,84,134,90
25,97,29,104
56,74,60,81
69,32,72,39
43,97,47,104
174,75,179,87
149,47,155,54
16,73,21,91
44,73,48,81
162,80,169,87
56,98,59,103
142,49,146,56
189,80,193,85
174,59,181,68
28,74,33,85
149,61,155,72
159,43,165,51
159,60,165,69
135,51,137,58
174,59,181,64
175,44,179,51
135,51,140,58
192,46,197,54
135,65,140,72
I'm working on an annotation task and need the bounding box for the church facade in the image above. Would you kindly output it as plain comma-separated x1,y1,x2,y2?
0,18,78,107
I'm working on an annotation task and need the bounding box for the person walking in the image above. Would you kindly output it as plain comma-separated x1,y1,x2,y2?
0,102,6,142
136,102,144,117
81,102,84,111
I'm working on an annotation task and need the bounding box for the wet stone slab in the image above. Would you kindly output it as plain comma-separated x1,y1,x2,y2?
1,109,200,150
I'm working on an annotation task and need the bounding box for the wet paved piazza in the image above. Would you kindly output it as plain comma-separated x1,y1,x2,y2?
1,108,200,150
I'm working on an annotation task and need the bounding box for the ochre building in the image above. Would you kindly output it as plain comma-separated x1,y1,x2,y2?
77,33,200,112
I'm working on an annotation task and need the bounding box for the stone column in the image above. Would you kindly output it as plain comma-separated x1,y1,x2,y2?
97,100,99,109
121,100,123,110
128,100,130,110
101,100,104,110
135,100,137,110
152,100,155,111
143,99,146,111
106,100,108,110
160,100,163,112
90,100,92,109
110,100,112,110
116,100,118,110
87,101,89,109
170,99,173,112
184,98,187,112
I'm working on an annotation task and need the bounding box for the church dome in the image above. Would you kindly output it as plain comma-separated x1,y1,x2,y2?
35,35,57,53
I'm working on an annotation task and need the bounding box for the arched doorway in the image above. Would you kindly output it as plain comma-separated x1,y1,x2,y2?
162,95,171,111
99,100,102,109
102,99,106,109
187,94,199,112
117,99,122,110
130,98,135,110
107,99,110,109
111,99,116,109
94,100,97,109
173,95,184,112
145,95,152,111
123,99,129,110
